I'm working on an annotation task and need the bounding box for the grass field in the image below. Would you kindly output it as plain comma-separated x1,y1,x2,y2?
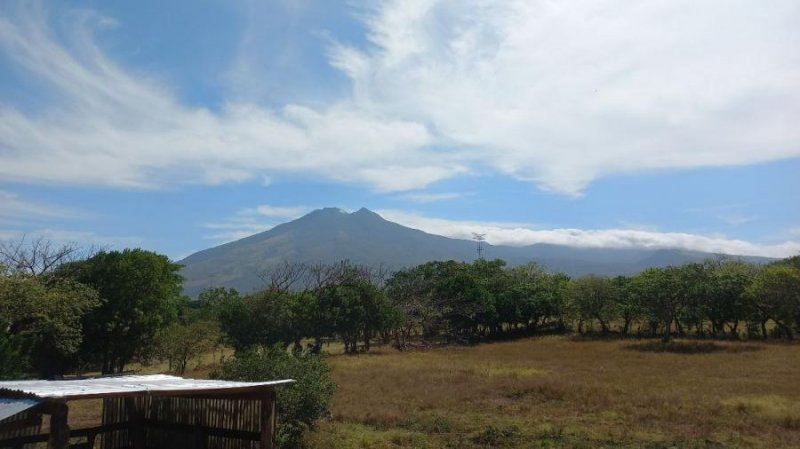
63,336,800,448
307,336,800,449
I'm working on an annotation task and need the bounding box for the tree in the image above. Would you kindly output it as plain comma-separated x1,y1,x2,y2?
571,275,617,334
694,259,755,338
217,289,295,351
746,262,800,339
316,279,394,353
632,267,688,342
155,320,221,374
214,346,336,449
506,264,569,333
0,274,99,377
194,286,241,321
58,249,183,373
611,276,640,335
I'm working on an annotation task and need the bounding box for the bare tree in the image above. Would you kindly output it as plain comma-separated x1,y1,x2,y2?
259,259,390,294
259,260,311,291
0,236,84,276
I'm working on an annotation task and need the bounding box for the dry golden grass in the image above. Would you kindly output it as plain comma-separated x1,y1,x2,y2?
59,337,800,448
309,336,800,448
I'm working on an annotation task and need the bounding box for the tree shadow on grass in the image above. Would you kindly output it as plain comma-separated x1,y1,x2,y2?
624,340,764,354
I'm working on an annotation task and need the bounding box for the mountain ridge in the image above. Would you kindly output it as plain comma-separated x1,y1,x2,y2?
178,207,771,297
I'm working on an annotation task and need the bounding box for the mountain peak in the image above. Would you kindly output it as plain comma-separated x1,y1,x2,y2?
316,207,348,214
301,207,383,221
352,207,382,218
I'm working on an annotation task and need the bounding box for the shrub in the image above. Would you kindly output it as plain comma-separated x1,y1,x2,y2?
213,346,336,449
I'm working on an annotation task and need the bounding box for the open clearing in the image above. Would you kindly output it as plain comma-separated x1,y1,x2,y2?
308,336,800,449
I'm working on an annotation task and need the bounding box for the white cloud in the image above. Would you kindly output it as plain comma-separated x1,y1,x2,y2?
376,209,800,258
1,1,799,197
401,192,464,203
715,213,758,226
251,205,310,218
335,0,800,195
0,4,457,192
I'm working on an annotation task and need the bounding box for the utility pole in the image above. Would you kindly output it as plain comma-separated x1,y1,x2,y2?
472,233,486,260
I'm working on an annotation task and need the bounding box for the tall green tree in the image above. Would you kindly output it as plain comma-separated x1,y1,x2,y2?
58,249,183,373
699,259,755,337
746,262,800,339
632,267,688,342
611,276,640,335
0,274,99,377
571,275,617,334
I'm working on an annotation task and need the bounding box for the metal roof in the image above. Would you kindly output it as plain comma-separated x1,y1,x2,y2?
0,375,294,401
0,397,41,421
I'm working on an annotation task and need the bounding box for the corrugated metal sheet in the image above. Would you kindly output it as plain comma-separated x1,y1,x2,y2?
0,398,40,421
0,375,293,400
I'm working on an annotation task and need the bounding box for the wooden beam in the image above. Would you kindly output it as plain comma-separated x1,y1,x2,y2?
259,391,276,449
45,402,69,449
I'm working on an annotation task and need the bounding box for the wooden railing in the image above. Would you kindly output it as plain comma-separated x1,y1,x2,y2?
0,420,262,449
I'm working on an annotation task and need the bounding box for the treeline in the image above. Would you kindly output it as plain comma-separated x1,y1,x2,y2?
3,236,800,380
199,256,800,356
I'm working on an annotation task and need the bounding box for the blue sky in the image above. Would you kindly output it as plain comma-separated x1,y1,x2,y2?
1,0,798,260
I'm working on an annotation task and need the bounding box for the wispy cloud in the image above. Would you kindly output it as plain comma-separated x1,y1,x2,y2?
0,189,141,252
377,209,800,258
202,218,276,243
249,205,310,218
0,190,83,224
686,204,759,227
401,192,464,203
0,3,460,192
1,1,798,196
203,203,310,243
0,228,143,251
715,213,758,226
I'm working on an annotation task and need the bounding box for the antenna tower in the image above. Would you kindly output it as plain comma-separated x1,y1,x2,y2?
472,232,486,260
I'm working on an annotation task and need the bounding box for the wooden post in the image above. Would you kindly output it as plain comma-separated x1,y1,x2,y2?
46,402,70,449
125,398,145,449
259,391,275,449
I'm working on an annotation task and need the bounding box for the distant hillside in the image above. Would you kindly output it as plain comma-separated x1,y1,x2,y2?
178,207,771,297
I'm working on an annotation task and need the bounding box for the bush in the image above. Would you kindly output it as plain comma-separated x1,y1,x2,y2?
212,346,336,449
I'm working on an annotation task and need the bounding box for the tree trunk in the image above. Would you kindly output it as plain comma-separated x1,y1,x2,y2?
662,320,672,343
597,317,609,335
